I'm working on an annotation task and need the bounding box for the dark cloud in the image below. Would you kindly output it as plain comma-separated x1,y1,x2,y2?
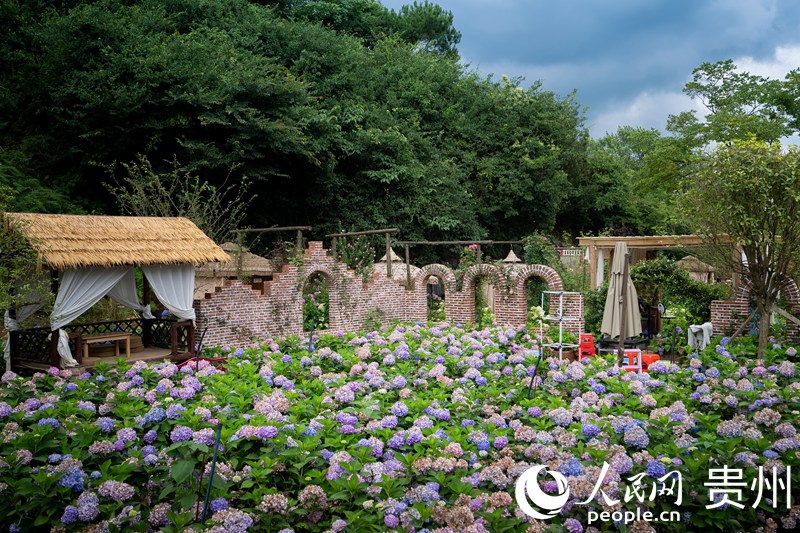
381,0,800,136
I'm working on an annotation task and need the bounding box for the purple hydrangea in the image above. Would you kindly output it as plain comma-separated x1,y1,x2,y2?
624,426,649,448
170,426,193,443
97,480,135,502
77,491,100,521
38,417,60,429
210,497,229,513
144,430,157,444
95,417,115,433
61,505,79,525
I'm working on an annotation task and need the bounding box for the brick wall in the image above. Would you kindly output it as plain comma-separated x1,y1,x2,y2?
195,242,584,346
711,278,800,343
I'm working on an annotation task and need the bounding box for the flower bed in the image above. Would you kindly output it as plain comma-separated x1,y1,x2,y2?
0,323,799,531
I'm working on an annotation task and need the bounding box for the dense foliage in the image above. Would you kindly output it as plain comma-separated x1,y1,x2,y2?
0,0,600,245
1,323,799,531
682,139,800,357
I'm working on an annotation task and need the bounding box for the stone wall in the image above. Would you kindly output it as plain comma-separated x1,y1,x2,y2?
195,241,584,347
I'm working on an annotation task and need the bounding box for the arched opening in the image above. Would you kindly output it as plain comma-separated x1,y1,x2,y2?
302,272,329,332
426,275,446,321
474,274,496,329
525,275,550,336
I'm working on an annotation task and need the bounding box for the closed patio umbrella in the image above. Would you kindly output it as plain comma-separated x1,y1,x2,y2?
601,242,642,340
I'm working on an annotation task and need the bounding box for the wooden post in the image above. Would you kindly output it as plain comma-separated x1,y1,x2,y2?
405,244,412,289
588,246,597,290
236,231,244,281
331,236,337,257
142,272,152,348
618,253,630,363
385,232,392,278
49,331,59,368
188,322,196,356
296,230,303,252
8,330,18,372
476,245,482,263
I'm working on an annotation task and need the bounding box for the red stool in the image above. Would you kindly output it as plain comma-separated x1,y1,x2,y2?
640,353,660,372
621,349,642,373
579,333,596,360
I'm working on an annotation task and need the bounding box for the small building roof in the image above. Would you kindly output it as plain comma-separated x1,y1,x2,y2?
379,248,404,262
674,255,715,273
4,213,229,269
197,242,274,277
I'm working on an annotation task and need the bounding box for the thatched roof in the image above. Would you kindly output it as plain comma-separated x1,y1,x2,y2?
197,242,274,277
4,213,229,269
675,255,715,273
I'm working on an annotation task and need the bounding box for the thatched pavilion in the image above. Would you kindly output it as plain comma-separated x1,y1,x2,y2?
2,213,228,371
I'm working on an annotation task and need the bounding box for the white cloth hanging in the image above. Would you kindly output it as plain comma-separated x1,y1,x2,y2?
142,264,196,321
107,268,155,319
4,304,44,369
688,322,714,351
56,329,79,367
595,251,605,288
50,267,129,331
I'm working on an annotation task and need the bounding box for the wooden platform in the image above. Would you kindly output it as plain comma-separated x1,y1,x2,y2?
18,347,179,373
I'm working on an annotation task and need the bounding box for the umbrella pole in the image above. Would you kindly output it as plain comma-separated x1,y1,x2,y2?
618,253,630,364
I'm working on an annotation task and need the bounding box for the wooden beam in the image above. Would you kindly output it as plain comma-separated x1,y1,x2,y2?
772,305,800,327
325,228,400,237
589,245,598,290
236,226,312,233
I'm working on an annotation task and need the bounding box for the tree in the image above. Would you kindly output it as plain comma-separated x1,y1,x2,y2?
668,59,790,146
105,155,252,244
0,187,52,331
682,138,800,357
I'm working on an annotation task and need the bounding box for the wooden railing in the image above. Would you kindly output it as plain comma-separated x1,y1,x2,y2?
10,318,195,370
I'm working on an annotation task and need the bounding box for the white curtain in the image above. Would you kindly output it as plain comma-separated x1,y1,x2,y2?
595,251,605,288
107,268,155,320
142,264,196,321
56,329,79,367
4,304,44,369
50,267,129,330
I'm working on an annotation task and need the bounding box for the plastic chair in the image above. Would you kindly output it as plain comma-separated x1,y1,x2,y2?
641,353,660,372
621,348,642,373
579,333,596,360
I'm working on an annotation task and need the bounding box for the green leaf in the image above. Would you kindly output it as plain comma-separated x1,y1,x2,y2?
171,459,196,484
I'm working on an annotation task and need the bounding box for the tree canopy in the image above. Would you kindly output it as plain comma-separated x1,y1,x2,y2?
0,0,597,253
682,138,800,357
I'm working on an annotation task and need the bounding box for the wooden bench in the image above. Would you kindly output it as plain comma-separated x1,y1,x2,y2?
82,333,131,359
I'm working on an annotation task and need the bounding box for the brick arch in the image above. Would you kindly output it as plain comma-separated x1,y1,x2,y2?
415,264,458,293
300,268,335,331
733,278,800,307
462,263,508,296
509,264,563,296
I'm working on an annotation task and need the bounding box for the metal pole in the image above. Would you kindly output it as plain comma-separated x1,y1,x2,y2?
618,253,630,364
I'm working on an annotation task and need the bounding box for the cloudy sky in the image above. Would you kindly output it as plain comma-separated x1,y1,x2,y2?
380,0,800,137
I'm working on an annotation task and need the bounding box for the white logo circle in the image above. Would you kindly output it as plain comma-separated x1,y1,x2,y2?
515,465,570,520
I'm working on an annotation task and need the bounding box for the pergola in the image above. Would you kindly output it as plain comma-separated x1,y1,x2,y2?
578,235,734,290
2,213,228,370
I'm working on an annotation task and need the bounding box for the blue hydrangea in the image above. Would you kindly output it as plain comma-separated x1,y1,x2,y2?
646,460,666,478
61,506,79,525
559,458,584,477
38,418,60,429
95,417,114,433
581,423,601,437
